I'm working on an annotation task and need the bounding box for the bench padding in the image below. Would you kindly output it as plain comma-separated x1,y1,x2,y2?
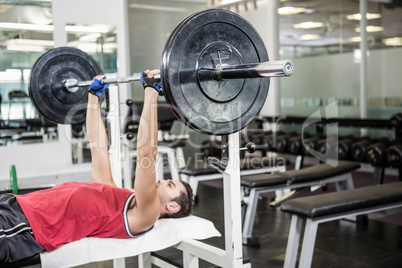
39,215,220,268
241,161,360,188
281,181,402,218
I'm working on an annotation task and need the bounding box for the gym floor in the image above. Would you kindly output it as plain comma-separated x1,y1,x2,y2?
80,169,402,268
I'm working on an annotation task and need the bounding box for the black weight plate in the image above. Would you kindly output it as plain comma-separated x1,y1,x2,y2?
29,47,104,125
161,9,269,135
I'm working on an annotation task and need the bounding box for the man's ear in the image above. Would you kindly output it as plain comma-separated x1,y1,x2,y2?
166,201,181,213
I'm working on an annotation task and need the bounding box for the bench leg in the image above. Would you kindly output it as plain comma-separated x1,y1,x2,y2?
175,147,186,168
345,173,355,190
183,250,199,268
335,174,357,221
294,155,303,170
167,148,181,181
188,176,199,197
113,258,125,268
156,153,164,180
334,173,355,192
284,215,303,268
242,188,259,244
138,253,152,268
373,166,385,184
298,219,318,268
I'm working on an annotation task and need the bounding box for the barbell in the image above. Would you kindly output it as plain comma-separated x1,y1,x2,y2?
28,9,294,135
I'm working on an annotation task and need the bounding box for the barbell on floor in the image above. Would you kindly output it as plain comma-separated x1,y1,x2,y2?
28,9,294,135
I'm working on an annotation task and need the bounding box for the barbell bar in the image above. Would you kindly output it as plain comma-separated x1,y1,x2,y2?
63,74,161,93
64,60,293,93
28,9,294,135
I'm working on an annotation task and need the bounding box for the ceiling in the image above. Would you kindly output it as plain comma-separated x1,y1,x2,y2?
277,0,402,49
0,0,401,54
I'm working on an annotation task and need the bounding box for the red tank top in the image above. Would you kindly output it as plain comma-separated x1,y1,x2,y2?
15,182,136,251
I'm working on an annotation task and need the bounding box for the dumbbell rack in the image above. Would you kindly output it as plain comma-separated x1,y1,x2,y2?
259,115,402,181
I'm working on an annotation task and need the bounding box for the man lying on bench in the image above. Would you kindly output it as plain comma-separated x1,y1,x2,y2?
0,70,194,264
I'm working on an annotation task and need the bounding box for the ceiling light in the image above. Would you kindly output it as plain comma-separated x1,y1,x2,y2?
355,26,384,32
0,69,25,81
298,34,321,41
278,6,307,15
0,22,53,32
130,3,186,12
6,39,54,47
346,13,381,20
293,21,325,29
65,25,110,33
0,22,111,33
383,37,402,46
79,33,102,42
6,45,46,52
75,43,117,53
349,36,361,42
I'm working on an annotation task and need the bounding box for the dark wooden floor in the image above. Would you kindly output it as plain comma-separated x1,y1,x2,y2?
79,171,402,268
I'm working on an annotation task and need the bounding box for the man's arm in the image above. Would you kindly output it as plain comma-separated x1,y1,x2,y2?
86,75,116,187
134,70,160,222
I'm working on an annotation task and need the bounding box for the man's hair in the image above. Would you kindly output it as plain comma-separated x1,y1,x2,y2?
160,181,194,219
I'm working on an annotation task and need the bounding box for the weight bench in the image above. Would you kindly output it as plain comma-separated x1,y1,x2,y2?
241,161,360,246
281,181,402,268
179,155,288,196
14,215,219,268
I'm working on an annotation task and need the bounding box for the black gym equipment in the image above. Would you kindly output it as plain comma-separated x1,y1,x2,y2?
241,132,267,157
201,140,222,159
390,113,402,129
366,138,391,166
264,131,285,152
351,137,372,162
28,9,294,135
385,144,402,168
288,133,312,155
302,135,323,156
276,132,298,153
336,135,357,160
29,47,105,125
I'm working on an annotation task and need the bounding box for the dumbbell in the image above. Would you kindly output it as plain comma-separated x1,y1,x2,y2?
276,132,298,153
264,131,285,152
366,137,391,166
385,144,402,168
351,137,372,162
390,113,402,129
302,135,323,156
336,135,358,160
317,135,338,156
288,133,312,155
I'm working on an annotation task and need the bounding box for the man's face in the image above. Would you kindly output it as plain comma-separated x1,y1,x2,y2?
156,179,186,204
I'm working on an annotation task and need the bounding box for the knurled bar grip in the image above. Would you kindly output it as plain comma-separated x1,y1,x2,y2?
64,60,293,91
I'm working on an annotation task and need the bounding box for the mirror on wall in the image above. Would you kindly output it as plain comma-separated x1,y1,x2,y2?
0,1,117,154
278,0,402,120
0,2,56,146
